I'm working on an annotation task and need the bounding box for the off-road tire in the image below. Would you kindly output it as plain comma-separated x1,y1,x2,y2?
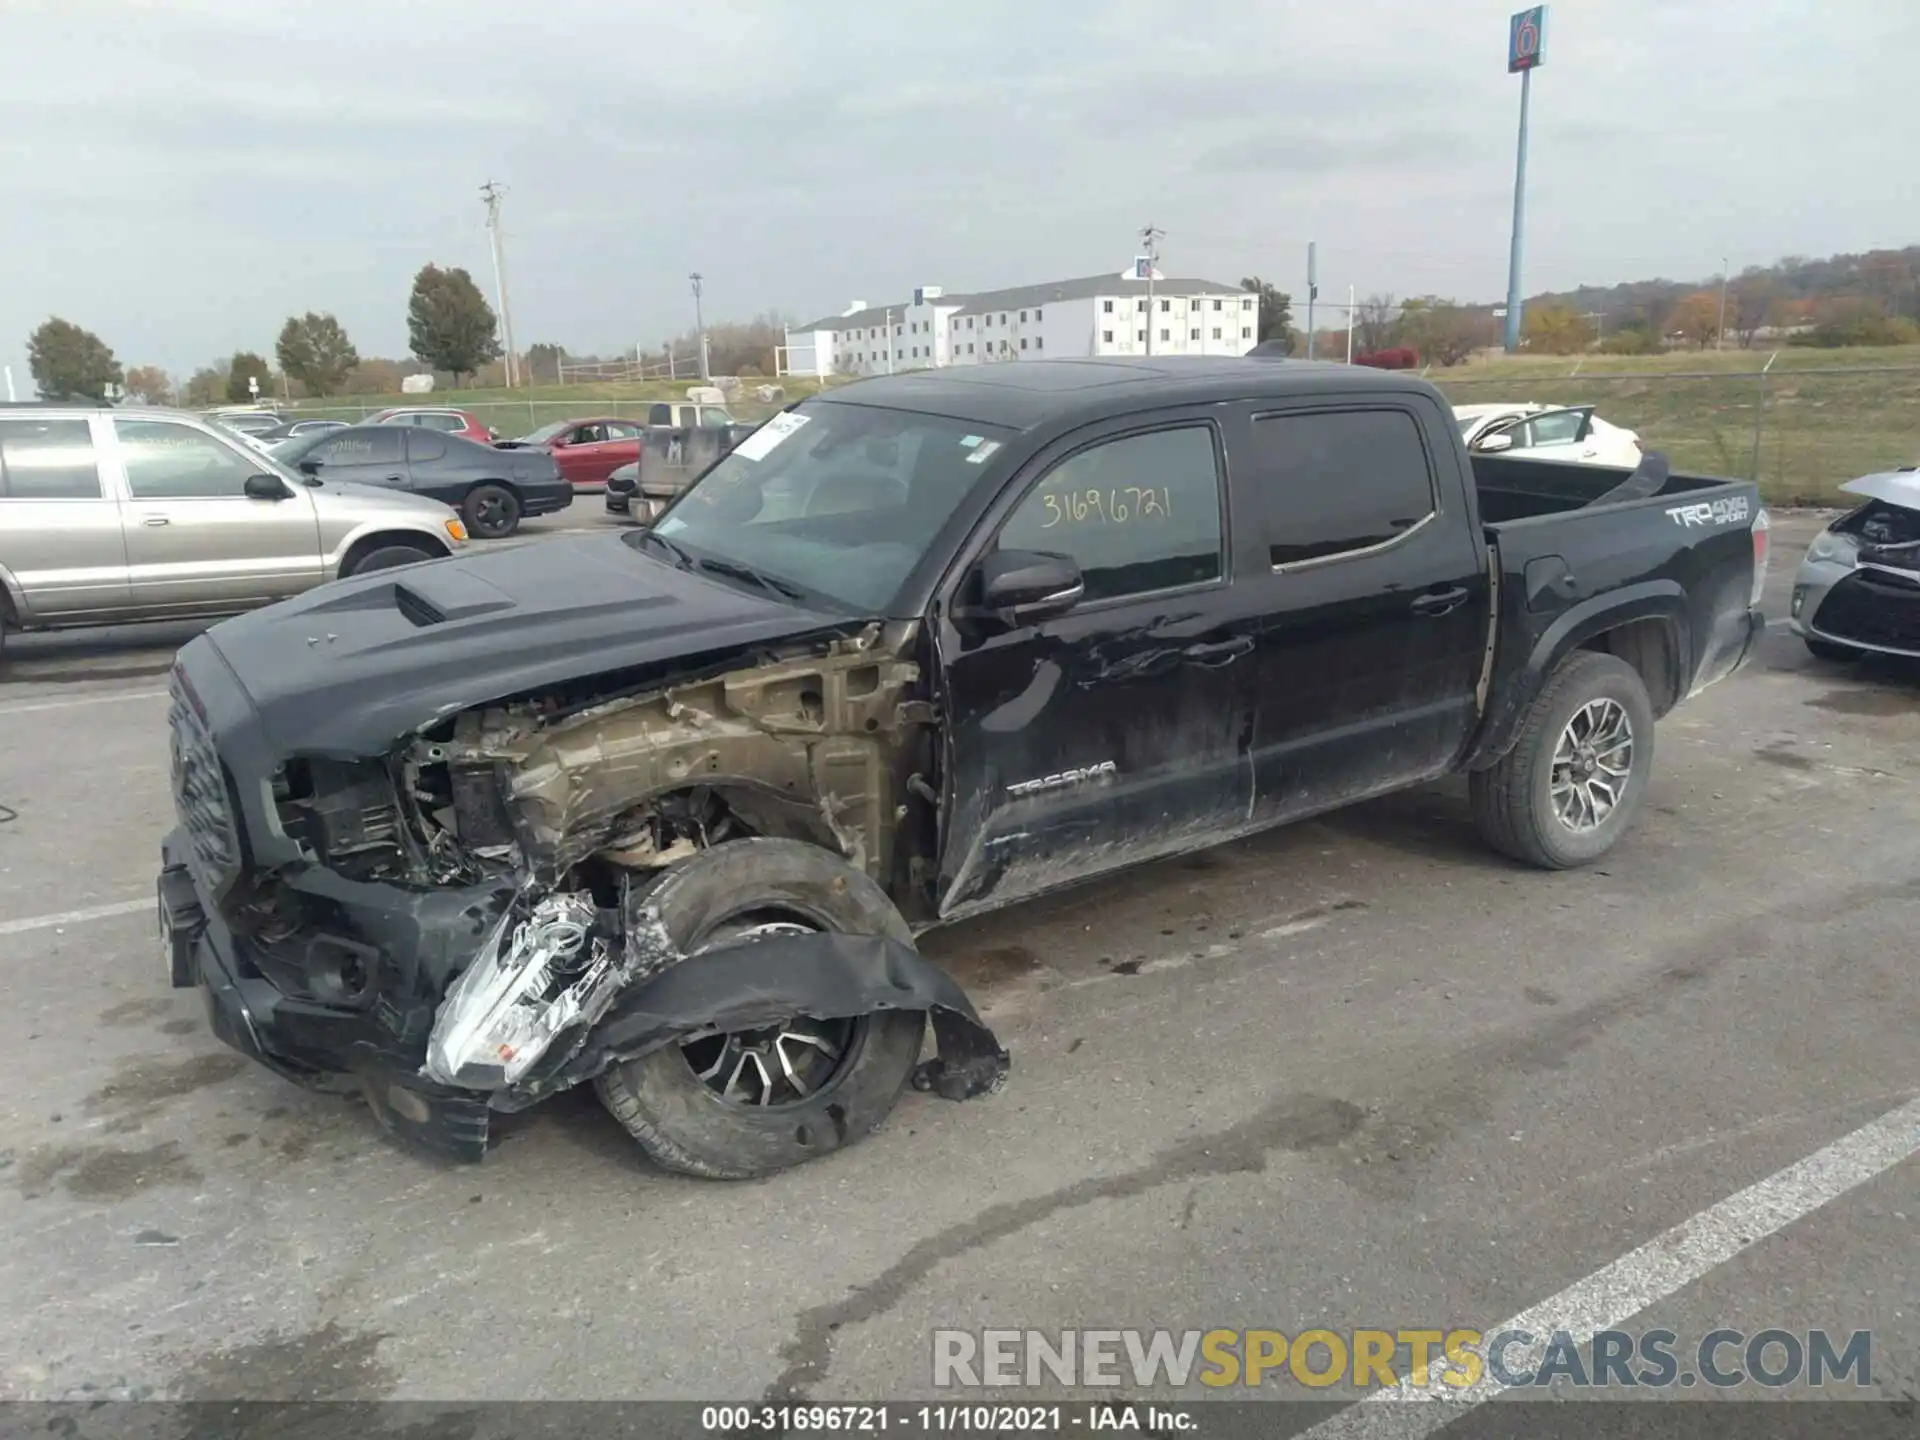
1469,650,1656,870
595,839,925,1179
1804,637,1862,663
344,543,438,577
462,483,521,539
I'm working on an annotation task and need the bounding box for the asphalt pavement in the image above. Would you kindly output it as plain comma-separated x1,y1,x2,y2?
0,513,1915,1431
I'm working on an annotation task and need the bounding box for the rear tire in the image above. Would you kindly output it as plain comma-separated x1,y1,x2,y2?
462,483,521,539
1470,651,1655,870
595,839,925,1180
344,543,438,577
1804,637,1863,663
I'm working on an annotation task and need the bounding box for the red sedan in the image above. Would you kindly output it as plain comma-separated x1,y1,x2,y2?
365,407,498,445
506,417,646,491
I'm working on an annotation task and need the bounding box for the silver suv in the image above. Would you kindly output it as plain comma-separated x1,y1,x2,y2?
0,404,469,659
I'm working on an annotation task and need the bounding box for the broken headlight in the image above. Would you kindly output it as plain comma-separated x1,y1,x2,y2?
424,892,630,1090
1806,530,1858,568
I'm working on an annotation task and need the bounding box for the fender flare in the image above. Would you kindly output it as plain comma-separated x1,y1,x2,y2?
1468,581,1691,768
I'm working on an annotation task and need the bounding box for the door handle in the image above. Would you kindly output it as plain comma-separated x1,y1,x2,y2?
141,516,170,527
384,473,405,483
1411,586,1469,616
1183,635,1253,666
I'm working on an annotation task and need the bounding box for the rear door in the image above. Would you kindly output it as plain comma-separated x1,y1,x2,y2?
0,414,130,619
307,427,408,488
1232,400,1489,825
935,414,1253,917
113,417,322,611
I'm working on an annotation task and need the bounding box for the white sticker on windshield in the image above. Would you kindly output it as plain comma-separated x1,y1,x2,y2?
731,412,810,462
965,439,1002,465
958,434,983,448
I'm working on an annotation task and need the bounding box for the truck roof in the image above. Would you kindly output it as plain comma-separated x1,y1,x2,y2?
811,357,1437,431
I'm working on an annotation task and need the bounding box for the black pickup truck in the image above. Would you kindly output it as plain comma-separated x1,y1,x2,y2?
157,358,1767,1178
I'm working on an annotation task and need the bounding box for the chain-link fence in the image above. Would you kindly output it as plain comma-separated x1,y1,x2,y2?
1428,364,1920,505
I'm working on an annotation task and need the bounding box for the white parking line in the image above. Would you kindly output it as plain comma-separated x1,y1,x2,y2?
0,898,152,936
0,688,168,717
1300,1092,1920,1436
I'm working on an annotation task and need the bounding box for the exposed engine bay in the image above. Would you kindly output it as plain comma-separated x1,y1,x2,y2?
1840,497,1920,572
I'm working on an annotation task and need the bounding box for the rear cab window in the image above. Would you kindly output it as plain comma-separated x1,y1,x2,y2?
1246,409,1437,567
0,418,103,499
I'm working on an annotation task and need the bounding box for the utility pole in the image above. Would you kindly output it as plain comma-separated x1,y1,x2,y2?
1716,256,1730,350
1140,224,1164,355
689,273,709,381
1346,283,1356,362
480,181,519,387
1503,8,1547,353
1305,241,1318,359
887,308,896,374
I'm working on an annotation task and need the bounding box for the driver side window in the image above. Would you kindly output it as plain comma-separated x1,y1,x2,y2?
996,425,1224,603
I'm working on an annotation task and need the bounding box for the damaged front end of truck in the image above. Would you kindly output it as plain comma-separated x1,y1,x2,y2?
162,602,1006,1166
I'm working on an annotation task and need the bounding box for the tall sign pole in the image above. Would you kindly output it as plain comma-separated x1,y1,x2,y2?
1305,241,1319,359
1504,7,1546,354
480,181,519,386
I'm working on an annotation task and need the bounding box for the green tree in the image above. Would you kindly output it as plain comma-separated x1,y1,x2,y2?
226,351,271,403
182,366,226,408
275,312,360,397
525,342,566,384
1522,305,1594,354
407,264,500,382
1397,297,1495,367
26,317,123,400
1240,276,1295,349
123,365,174,405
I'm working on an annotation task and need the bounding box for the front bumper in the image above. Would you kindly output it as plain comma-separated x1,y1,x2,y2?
1791,558,1920,658
160,832,492,1162
521,486,575,519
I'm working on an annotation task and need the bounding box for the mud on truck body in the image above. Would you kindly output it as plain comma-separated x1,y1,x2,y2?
159,357,1768,1177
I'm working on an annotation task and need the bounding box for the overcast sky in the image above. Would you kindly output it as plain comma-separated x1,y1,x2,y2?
2,0,1914,387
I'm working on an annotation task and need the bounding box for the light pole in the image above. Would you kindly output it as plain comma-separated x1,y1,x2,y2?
1716,257,1730,350
1139,225,1164,355
1305,241,1318,359
690,272,709,381
480,181,519,387
1503,7,1547,353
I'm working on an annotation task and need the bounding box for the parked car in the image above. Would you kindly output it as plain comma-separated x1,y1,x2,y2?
274,423,572,539
502,417,646,491
203,408,288,437
1790,466,1920,661
365,407,498,444
0,404,468,661
157,358,1766,1178
253,418,350,444
1455,403,1643,467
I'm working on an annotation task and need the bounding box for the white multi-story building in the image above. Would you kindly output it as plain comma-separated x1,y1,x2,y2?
782,273,1259,378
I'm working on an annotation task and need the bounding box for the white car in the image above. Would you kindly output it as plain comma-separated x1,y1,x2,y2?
1455,403,1643,467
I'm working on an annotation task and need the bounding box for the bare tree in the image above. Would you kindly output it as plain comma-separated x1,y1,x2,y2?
1729,273,1777,348
1354,293,1400,355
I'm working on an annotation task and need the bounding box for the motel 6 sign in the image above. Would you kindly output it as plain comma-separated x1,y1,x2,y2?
1509,6,1546,72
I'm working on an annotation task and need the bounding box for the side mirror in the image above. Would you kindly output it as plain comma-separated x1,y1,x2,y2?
1476,431,1515,454
297,458,322,476
971,550,1084,624
244,473,292,500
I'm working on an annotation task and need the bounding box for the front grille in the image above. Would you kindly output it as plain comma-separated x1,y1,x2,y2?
168,671,242,887
1810,568,1920,653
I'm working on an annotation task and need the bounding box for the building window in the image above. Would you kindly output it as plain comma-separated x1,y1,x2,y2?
1241,327,1252,339
1213,299,1223,311
1137,299,1147,312
1103,329,1114,343
1035,336,1043,350
999,313,1007,325
1190,328,1200,340
895,325,902,335
1137,329,1146,342
1160,328,1170,342
967,343,974,354
1242,299,1253,311
1160,299,1170,312
1034,309,1042,322
1019,310,1027,321
1212,327,1222,339
1000,340,1008,353
1103,300,1114,313
1020,338,1028,350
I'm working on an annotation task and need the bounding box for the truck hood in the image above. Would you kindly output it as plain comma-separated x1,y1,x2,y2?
195,533,852,756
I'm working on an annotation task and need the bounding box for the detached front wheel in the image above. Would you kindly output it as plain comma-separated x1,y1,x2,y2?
1470,651,1655,869
595,839,925,1179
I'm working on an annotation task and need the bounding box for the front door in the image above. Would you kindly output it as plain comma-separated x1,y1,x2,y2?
1232,402,1489,825
113,417,321,611
0,414,129,619
935,417,1252,918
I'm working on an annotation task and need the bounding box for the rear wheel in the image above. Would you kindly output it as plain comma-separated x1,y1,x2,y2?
462,483,520,539
1470,651,1655,869
344,542,438,577
1804,637,1863,663
595,839,925,1179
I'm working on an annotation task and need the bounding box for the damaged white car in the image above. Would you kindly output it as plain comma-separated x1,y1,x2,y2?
1790,467,1920,661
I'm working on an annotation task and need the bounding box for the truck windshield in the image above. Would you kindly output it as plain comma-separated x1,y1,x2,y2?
632,401,1013,612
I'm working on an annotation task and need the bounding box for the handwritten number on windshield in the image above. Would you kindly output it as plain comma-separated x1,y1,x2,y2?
1040,487,1171,528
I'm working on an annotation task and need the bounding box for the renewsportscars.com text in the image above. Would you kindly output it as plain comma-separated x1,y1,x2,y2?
932,1327,1873,1391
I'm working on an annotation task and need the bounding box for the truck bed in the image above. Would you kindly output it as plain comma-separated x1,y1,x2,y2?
1471,452,1728,525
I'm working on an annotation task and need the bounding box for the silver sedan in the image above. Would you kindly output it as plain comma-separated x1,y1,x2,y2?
1789,468,1920,661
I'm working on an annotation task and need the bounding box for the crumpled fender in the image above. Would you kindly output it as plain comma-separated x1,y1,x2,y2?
502,930,1011,1109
